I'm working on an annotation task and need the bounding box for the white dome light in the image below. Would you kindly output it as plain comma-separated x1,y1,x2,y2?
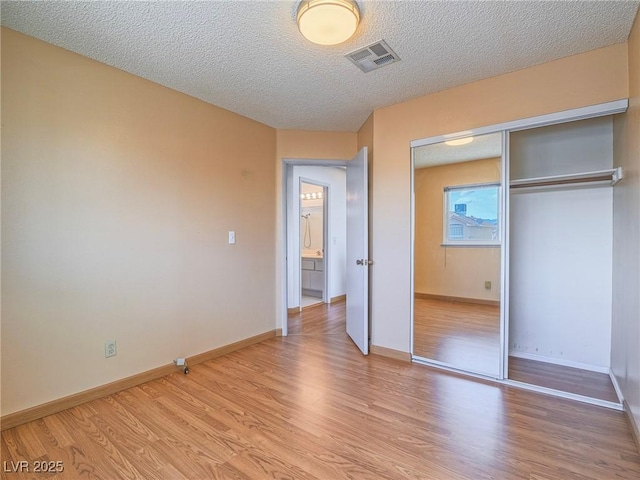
445,137,474,146
297,0,360,46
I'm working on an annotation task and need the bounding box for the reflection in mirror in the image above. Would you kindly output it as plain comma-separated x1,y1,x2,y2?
412,132,502,377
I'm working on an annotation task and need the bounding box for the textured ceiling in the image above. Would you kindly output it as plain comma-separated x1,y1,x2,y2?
414,132,503,169
2,1,638,132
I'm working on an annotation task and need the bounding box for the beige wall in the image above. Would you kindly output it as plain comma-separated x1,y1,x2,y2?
357,113,374,158
276,129,357,161
1,28,277,415
612,12,640,438
371,43,628,353
414,158,501,301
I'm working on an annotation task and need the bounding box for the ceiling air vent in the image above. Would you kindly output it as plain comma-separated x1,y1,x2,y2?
346,40,400,73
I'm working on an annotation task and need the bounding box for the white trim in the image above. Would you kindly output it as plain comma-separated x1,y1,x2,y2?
609,370,625,403
410,99,628,148
509,350,610,374
283,158,348,167
623,399,640,448
501,379,623,411
280,163,289,336
500,130,509,380
409,149,416,356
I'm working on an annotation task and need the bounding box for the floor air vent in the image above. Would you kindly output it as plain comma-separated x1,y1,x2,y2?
346,40,400,73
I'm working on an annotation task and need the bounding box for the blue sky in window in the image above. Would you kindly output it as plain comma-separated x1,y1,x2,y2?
449,186,498,221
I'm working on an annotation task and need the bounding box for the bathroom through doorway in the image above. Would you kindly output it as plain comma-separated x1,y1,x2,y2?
300,181,326,308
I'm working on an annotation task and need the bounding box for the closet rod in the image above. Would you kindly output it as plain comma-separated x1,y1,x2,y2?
510,167,623,190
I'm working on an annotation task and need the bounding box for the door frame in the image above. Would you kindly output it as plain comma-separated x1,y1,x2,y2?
299,177,330,306
280,158,348,337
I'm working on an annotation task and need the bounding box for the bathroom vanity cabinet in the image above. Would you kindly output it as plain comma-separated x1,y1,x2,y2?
301,257,324,297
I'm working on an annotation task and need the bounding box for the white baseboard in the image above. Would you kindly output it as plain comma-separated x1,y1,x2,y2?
623,399,640,453
501,379,623,411
609,370,625,403
509,350,610,374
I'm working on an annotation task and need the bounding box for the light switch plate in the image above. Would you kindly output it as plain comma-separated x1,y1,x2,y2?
228,231,236,244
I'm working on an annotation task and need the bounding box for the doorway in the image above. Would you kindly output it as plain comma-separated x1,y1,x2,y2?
280,149,370,355
300,181,327,309
283,162,348,336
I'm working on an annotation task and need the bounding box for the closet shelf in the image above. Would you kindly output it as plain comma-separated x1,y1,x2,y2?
510,167,623,190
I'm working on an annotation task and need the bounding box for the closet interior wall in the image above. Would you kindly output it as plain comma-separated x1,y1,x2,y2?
508,116,615,372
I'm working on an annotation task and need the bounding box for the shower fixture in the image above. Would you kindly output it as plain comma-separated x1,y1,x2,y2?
302,213,312,248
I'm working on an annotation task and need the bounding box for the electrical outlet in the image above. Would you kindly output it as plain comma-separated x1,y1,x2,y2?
485,280,492,290
105,340,117,358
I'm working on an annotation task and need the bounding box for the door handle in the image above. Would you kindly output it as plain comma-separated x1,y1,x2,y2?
356,259,373,266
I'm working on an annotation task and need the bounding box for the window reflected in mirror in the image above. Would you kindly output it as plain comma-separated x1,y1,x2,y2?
412,132,503,377
444,183,500,245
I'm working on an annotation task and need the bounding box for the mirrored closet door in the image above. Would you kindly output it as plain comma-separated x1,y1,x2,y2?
412,132,504,378
410,102,626,406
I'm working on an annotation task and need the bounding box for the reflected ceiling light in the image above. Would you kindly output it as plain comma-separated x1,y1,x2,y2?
445,137,474,146
301,192,323,200
297,0,360,46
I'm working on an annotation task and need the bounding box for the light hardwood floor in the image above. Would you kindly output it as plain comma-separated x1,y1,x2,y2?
287,300,345,336
413,297,501,376
508,356,619,403
413,296,619,403
2,303,639,479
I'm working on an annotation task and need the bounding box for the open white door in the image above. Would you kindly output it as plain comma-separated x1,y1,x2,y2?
346,147,369,354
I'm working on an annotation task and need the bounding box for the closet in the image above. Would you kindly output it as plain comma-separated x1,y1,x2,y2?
410,101,628,408
507,116,620,404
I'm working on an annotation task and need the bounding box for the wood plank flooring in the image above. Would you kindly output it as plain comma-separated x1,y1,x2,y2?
2,302,639,479
413,297,501,376
287,301,345,336
413,296,619,403
300,295,323,308
508,356,619,403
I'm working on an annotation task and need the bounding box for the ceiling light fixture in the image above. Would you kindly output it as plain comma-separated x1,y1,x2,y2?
300,192,323,200
445,137,474,146
297,0,360,46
